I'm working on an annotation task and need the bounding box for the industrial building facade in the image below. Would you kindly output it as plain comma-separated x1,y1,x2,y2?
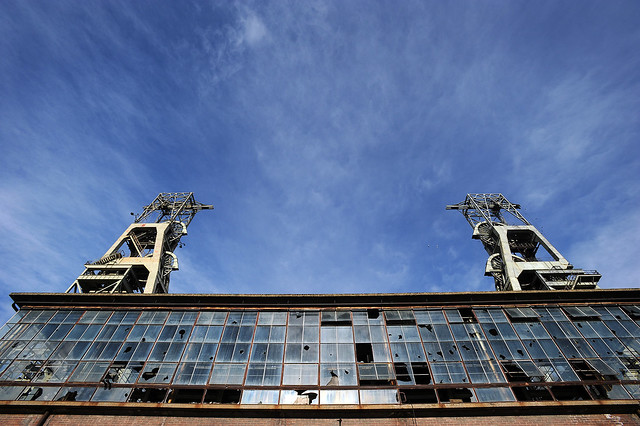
0,193,637,423
0,290,639,424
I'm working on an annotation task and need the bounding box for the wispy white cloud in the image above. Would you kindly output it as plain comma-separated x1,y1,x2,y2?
569,211,640,289
0,0,638,325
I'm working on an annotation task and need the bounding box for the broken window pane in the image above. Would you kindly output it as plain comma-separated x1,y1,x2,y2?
167,388,204,403
128,387,167,403
431,362,468,384
104,361,141,384
54,387,95,401
320,363,357,386
512,386,553,401
189,326,222,343
138,362,176,384
321,311,352,325
534,358,579,382
203,389,241,404
384,310,416,325
550,385,591,400
437,388,476,403
358,363,394,386
501,360,543,383
33,361,77,383
400,388,438,404
284,343,319,363
16,386,59,401
280,389,318,404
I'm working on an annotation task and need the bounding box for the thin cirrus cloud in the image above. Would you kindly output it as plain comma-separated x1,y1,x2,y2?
0,1,638,323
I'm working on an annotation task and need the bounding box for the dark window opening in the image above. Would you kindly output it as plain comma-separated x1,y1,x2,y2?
204,389,241,404
360,378,396,386
55,387,94,402
550,385,591,401
356,343,374,363
621,306,640,320
500,361,542,383
586,384,621,400
506,229,555,262
400,389,438,404
517,271,548,291
512,386,553,401
367,309,380,319
569,360,617,381
129,387,167,403
166,388,204,404
412,363,431,385
385,319,417,326
394,363,412,384
458,308,476,323
436,388,474,403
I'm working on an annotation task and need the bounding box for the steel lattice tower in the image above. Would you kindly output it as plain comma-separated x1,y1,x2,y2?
447,193,601,291
66,193,213,294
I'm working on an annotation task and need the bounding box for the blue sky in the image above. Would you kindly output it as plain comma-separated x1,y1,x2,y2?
1,1,639,323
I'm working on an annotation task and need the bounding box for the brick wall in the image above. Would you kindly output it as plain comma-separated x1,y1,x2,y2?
0,413,636,426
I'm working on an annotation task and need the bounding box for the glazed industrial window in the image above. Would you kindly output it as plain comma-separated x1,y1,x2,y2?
2,305,640,405
563,306,601,320
358,363,394,386
384,310,416,326
621,306,640,320
505,307,539,322
321,311,352,326
444,308,476,323
501,360,544,382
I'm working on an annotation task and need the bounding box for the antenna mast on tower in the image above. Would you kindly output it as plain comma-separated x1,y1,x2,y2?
446,193,601,291
66,192,213,294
